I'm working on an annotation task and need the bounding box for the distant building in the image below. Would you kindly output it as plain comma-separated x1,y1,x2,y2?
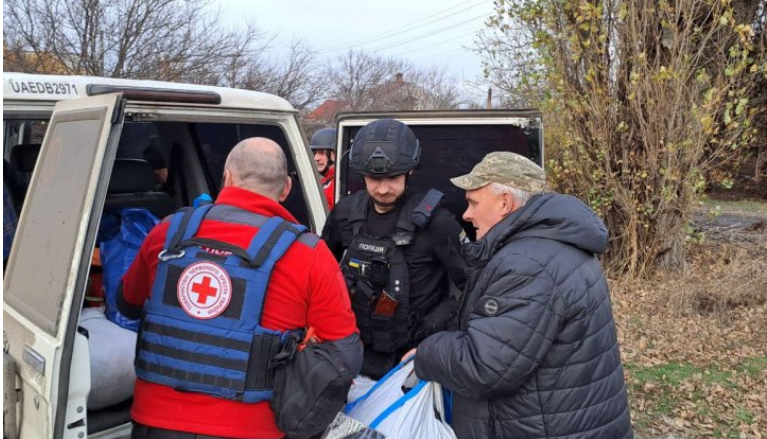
369,73,428,111
303,72,435,135
3,45,81,75
302,99,350,137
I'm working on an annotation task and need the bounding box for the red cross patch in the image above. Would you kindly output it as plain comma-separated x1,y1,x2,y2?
177,261,232,319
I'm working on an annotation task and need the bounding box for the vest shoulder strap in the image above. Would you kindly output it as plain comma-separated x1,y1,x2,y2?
348,191,370,235
411,189,444,228
246,217,307,268
164,205,213,251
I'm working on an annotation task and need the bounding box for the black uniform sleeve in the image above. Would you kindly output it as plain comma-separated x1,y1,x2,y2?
431,209,468,294
322,332,363,377
416,209,468,339
320,207,345,261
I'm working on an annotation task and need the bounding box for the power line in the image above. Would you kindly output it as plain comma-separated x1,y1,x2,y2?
319,0,486,54
369,13,488,53
427,48,476,63
319,0,483,53
389,31,475,57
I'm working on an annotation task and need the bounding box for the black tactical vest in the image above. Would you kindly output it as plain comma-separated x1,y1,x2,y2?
340,189,443,354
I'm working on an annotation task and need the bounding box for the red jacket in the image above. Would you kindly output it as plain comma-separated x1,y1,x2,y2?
121,186,357,439
321,165,335,210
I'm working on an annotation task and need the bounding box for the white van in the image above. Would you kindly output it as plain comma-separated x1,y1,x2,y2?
3,72,328,439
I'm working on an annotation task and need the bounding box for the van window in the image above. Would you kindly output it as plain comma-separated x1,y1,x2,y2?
3,119,47,154
117,122,164,169
193,123,311,226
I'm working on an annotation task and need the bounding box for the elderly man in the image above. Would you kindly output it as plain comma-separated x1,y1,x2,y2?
410,152,633,439
119,137,361,439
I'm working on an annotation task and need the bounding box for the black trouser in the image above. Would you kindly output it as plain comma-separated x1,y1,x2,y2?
131,423,258,439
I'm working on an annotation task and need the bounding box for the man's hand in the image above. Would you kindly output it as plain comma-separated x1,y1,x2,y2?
401,348,417,363
414,297,459,341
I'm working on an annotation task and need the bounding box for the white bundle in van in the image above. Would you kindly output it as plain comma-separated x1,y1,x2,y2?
80,307,137,410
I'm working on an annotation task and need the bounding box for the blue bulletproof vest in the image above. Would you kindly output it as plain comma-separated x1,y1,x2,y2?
135,204,308,403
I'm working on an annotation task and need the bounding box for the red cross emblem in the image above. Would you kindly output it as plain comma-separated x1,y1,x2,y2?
191,276,218,305
177,261,232,319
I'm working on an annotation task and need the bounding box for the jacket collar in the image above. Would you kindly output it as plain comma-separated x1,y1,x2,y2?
214,186,299,224
322,164,335,180
462,193,551,265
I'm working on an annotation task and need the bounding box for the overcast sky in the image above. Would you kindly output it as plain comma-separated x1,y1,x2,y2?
216,0,496,100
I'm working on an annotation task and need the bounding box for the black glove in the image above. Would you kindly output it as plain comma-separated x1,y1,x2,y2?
414,297,459,341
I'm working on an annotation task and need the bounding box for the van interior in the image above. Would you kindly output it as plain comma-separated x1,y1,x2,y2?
3,119,312,227
2,117,315,434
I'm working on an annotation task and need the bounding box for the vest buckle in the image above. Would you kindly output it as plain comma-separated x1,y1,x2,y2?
269,332,303,369
158,249,186,261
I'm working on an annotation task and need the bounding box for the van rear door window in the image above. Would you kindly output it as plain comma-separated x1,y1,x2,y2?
341,124,542,240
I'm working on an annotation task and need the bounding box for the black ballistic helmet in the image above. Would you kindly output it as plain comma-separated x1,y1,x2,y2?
350,119,420,177
309,128,337,151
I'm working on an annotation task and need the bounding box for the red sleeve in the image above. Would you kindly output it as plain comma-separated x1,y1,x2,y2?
305,240,358,341
121,221,170,306
324,180,335,210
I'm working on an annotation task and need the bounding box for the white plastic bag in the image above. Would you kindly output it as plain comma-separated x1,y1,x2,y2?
346,359,416,425
346,359,456,439
348,376,378,404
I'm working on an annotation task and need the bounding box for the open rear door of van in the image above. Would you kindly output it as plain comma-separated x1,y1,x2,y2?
3,93,125,439
335,110,543,240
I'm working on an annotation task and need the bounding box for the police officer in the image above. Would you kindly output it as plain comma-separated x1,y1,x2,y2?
119,137,361,439
322,119,467,379
309,128,336,209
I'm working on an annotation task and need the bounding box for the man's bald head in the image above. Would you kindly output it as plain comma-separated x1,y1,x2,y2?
223,137,290,200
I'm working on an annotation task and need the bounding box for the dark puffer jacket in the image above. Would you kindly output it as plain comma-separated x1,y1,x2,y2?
414,193,633,439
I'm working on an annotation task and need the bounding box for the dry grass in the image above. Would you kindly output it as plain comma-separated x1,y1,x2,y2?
612,226,767,438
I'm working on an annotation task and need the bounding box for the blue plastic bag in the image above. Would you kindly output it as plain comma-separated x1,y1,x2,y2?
99,208,159,331
443,387,453,425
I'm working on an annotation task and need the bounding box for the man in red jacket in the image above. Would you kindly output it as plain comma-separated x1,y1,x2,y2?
309,128,337,209
118,137,361,439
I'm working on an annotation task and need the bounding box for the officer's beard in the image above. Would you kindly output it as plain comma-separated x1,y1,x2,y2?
371,190,406,212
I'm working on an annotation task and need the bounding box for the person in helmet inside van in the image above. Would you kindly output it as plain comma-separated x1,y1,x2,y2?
321,118,468,379
310,128,337,209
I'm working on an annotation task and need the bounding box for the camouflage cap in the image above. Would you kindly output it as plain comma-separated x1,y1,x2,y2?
450,152,546,193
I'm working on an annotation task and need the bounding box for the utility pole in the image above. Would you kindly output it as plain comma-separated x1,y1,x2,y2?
486,87,492,109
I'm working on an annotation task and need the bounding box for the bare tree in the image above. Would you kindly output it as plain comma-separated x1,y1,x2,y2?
3,0,331,110
407,66,465,110
475,21,545,108
3,0,266,82
325,49,463,112
224,39,328,110
326,50,404,111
